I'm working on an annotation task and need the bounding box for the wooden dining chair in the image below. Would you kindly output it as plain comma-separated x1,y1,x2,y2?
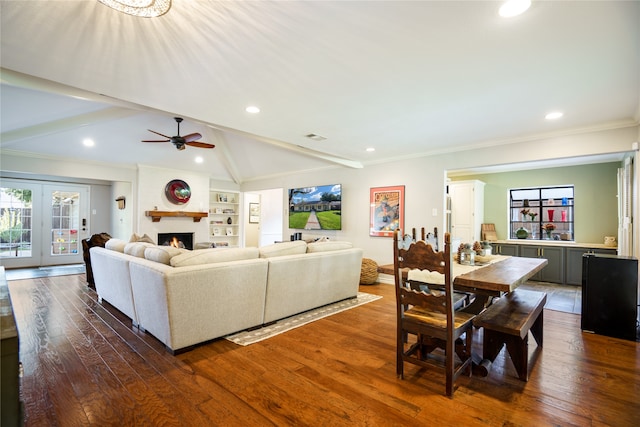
393,230,475,397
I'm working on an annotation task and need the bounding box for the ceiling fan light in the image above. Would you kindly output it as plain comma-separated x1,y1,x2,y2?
98,0,171,18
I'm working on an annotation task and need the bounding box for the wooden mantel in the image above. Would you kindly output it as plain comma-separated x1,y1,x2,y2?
145,211,208,223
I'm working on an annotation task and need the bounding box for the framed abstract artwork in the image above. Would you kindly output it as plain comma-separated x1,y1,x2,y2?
370,185,404,237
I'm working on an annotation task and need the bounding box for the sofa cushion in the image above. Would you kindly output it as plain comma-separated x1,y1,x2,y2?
170,247,259,267
144,246,185,265
259,240,307,258
124,242,156,258
130,233,155,244
105,238,127,253
307,241,353,253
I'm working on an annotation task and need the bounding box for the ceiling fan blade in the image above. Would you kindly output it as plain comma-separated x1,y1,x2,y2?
142,139,170,143
147,129,172,139
182,132,203,143
185,141,215,149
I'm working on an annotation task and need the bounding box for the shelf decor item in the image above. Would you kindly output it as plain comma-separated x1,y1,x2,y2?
164,179,191,204
547,209,554,221
542,223,556,239
516,227,529,239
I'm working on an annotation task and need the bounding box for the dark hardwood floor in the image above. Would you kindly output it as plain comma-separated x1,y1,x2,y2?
6,273,639,426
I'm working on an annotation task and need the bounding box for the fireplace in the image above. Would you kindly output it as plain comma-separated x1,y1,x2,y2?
158,232,194,250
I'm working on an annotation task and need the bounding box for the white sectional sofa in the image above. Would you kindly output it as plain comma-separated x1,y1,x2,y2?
90,239,363,353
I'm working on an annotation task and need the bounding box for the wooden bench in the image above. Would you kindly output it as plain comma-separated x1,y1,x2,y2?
473,289,547,381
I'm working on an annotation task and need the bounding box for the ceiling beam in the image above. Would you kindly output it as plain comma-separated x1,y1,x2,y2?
208,124,363,170
203,127,242,184
0,107,141,146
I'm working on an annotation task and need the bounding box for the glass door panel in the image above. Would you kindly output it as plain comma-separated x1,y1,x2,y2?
41,184,88,266
0,180,44,268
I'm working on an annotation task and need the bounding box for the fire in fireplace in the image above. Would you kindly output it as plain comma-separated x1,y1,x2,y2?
157,232,194,250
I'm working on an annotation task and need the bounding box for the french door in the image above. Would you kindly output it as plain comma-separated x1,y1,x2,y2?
0,179,89,268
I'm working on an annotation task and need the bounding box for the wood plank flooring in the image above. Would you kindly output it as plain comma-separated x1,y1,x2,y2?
6,273,640,426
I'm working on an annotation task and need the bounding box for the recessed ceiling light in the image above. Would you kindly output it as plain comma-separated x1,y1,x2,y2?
366,147,375,152
545,111,564,120
195,156,204,164
499,0,531,18
246,106,260,114
83,139,95,147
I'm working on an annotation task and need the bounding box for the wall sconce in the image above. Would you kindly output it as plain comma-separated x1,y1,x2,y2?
116,196,126,210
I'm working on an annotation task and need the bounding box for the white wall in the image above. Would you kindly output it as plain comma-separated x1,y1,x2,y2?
109,181,132,240
243,192,260,247
257,188,283,246
242,126,639,266
2,126,637,262
136,165,211,244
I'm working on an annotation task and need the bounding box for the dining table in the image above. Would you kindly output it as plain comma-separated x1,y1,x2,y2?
379,254,548,311
453,256,548,314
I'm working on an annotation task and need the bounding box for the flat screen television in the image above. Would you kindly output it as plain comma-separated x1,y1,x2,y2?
288,184,342,230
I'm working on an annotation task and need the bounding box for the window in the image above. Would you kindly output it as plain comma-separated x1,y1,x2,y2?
509,186,574,241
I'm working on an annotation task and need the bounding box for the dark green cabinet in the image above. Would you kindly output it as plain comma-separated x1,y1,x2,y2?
519,245,565,283
493,243,519,256
565,247,617,285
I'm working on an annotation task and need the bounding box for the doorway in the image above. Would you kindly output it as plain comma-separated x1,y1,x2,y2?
0,179,90,268
244,188,283,247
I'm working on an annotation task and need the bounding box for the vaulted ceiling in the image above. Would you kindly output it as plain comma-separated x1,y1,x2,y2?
1,1,639,183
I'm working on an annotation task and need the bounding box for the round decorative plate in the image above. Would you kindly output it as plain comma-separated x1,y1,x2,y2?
164,179,191,204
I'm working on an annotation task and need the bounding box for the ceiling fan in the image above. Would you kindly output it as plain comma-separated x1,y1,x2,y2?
142,117,215,151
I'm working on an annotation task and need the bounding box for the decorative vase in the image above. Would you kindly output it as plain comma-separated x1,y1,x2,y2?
546,231,552,239
561,210,567,222
516,227,529,239
547,209,554,221
227,217,232,224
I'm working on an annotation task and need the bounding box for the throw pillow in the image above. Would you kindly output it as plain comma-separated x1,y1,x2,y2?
144,246,184,265
170,247,259,267
306,241,353,253
124,242,155,258
129,233,155,244
259,240,307,258
105,238,127,253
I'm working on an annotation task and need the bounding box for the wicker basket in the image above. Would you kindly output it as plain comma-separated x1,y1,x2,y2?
360,258,379,285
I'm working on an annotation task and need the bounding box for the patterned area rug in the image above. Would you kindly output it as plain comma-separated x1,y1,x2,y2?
225,292,382,346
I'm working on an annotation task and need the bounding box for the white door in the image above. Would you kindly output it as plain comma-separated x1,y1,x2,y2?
449,183,474,243
257,188,284,246
0,180,89,268
40,184,89,266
